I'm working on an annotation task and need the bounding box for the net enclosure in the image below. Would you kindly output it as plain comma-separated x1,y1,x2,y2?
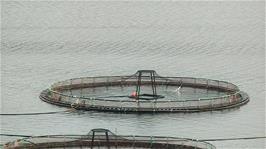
40,70,249,113
4,128,216,149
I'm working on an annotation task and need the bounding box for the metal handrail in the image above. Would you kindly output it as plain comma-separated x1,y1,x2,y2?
44,75,243,109
13,134,216,149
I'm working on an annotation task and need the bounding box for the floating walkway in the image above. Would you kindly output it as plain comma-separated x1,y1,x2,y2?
40,70,249,113
4,128,216,149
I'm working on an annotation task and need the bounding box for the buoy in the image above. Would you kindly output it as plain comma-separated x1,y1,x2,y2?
131,91,138,97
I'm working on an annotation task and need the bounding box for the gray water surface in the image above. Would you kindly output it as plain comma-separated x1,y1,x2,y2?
1,1,265,148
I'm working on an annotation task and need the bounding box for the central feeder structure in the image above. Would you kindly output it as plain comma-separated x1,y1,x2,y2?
130,70,164,100
40,70,249,113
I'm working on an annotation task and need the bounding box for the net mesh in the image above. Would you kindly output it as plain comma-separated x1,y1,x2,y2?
40,71,248,112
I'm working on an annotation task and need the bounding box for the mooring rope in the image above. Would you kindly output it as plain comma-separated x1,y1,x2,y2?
0,108,75,116
0,134,31,137
199,136,266,141
95,95,129,99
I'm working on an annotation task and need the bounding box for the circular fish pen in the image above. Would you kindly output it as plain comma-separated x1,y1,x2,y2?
4,128,216,149
40,70,249,113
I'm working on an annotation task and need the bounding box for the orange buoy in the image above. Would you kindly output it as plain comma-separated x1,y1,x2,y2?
131,91,138,97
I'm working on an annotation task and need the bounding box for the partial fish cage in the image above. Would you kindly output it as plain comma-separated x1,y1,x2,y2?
40,70,249,112
4,129,216,149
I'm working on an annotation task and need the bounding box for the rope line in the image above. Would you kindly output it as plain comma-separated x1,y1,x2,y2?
199,136,266,141
0,134,265,141
0,134,31,137
0,109,75,116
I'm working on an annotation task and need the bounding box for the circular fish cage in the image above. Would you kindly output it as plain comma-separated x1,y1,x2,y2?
4,129,216,149
40,70,249,113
